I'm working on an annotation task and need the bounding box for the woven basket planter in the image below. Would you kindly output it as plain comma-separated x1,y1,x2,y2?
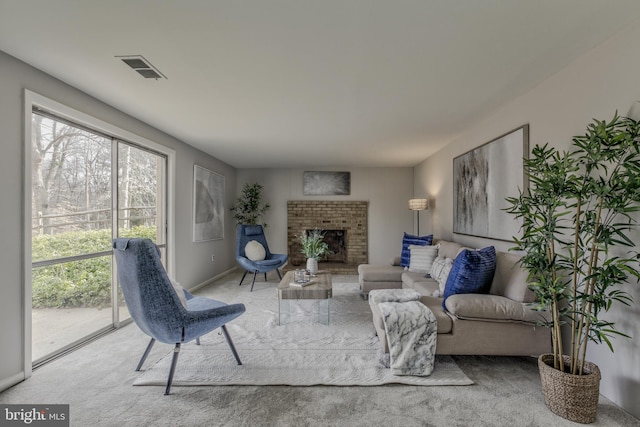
538,354,601,424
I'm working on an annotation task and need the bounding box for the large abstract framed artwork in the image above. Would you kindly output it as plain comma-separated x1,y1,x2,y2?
303,171,351,196
193,165,225,242
453,125,529,241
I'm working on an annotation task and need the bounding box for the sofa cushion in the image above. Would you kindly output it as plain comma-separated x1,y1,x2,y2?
442,246,497,309
436,240,464,259
412,280,440,297
400,233,433,267
402,272,439,296
419,295,453,334
358,264,404,282
489,251,535,303
444,294,550,324
408,244,438,273
430,256,454,296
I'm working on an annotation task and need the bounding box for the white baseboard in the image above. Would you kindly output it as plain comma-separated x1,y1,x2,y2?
188,267,240,293
0,371,26,393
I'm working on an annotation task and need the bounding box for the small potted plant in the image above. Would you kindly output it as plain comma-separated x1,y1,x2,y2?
299,229,330,275
505,112,640,424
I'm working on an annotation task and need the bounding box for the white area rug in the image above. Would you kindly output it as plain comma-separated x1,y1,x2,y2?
133,277,473,387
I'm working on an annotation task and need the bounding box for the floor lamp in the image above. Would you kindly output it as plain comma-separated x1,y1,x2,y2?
408,198,429,235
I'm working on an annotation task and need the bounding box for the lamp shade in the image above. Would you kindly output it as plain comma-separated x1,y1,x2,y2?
408,198,429,211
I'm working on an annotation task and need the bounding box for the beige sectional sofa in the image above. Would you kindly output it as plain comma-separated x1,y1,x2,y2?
360,239,551,356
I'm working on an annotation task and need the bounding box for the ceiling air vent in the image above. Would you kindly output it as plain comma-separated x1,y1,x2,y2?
116,55,167,80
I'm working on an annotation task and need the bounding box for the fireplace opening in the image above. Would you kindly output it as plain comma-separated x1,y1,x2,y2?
311,229,347,263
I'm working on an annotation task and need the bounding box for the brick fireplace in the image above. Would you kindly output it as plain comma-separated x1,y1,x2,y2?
287,201,368,274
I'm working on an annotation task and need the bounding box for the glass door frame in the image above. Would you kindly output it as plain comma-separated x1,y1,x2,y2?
113,140,169,327
23,89,176,377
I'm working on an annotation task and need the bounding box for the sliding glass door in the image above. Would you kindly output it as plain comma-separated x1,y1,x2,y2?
30,110,167,365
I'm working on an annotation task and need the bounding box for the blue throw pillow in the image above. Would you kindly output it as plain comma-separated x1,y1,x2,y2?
442,246,497,310
400,232,433,267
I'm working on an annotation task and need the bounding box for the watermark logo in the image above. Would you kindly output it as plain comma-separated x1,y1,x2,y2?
1,405,68,426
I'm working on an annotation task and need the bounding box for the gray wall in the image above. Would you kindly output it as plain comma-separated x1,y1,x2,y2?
0,50,239,390
236,168,414,265
414,20,640,418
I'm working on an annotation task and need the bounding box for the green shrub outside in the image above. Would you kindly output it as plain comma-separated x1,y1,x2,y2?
32,226,157,308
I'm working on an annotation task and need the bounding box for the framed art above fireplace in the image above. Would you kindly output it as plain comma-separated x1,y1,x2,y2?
453,125,529,241
303,171,351,196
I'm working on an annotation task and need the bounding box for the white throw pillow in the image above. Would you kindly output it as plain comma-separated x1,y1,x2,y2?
408,245,439,273
245,240,266,261
430,256,454,296
169,276,188,308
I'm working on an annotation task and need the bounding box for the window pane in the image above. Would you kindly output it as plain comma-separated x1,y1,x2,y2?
31,256,113,361
31,114,112,261
32,257,112,309
31,111,115,364
118,143,166,245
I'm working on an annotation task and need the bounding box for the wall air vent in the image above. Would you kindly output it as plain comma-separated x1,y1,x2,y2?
116,55,167,80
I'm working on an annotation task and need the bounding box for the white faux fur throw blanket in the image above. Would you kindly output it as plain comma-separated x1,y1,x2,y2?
369,288,422,304
370,289,437,376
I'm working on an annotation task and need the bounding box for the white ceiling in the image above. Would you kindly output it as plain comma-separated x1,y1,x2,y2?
2,1,640,168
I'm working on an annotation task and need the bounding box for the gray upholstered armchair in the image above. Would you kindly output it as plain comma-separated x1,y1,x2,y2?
236,224,288,291
113,238,245,395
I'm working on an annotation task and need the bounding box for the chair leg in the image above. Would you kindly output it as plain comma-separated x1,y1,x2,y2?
136,338,156,371
250,271,258,292
195,337,201,345
165,343,181,395
238,271,248,286
220,325,242,365
264,273,267,281
276,268,283,280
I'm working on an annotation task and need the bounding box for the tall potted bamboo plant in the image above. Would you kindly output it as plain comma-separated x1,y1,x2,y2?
230,182,270,226
506,112,640,424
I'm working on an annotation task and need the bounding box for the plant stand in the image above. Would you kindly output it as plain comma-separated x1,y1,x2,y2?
538,354,601,424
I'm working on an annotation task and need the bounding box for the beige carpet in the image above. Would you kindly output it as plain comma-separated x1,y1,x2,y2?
133,280,472,387
2,273,639,426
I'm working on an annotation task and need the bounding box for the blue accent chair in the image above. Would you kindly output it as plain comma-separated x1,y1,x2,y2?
113,238,245,395
236,224,288,291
